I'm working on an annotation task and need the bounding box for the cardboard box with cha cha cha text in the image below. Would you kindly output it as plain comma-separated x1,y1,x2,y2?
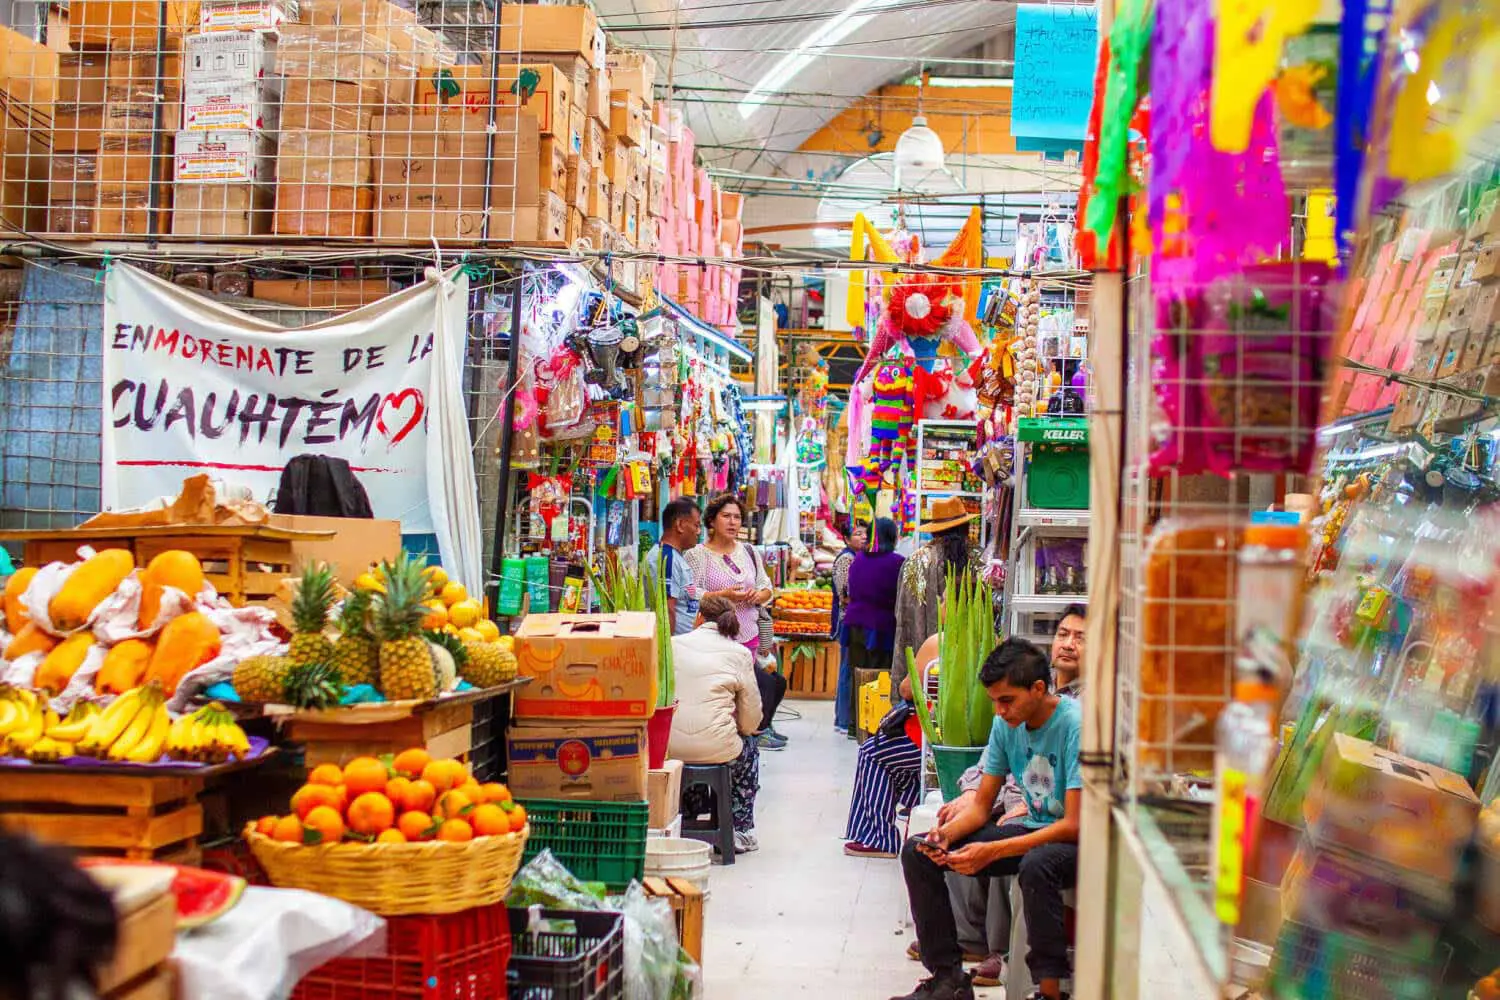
513,611,657,720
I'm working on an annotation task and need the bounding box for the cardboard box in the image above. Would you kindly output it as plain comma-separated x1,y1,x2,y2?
274,183,374,237
105,43,182,104
607,49,656,104
567,102,586,159
171,181,273,235
102,101,161,135
583,116,605,174
608,182,624,231
1305,732,1480,882
499,188,567,243
279,131,373,186
97,187,168,235
507,721,648,801
183,76,280,131
47,202,95,234
184,30,273,87
54,105,104,153
69,0,196,46
609,90,645,147
200,0,296,31
267,513,401,583
96,890,177,995
499,4,601,63
252,278,395,310
280,79,379,133
626,147,648,199
539,136,569,197
372,110,540,240
648,168,666,217
175,130,275,184
493,63,574,137
566,206,583,245
622,192,639,243
99,134,171,185
1474,245,1500,283
647,758,683,829
514,611,658,719
586,66,610,123
602,135,629,185
564,155,589,210
278,25,396,102
586,174,609,220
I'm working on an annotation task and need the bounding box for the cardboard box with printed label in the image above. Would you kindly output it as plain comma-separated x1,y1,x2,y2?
200,0,296,31
506,721,648,801
184,30,274,87
492,63,574,137
567,102,585,159
514,611,658,719
647,758,682,829
566,206,583,245
1304,732,1479,882
175,130,275,185
499,4,601,62
172,181,273,235
183,80,278,132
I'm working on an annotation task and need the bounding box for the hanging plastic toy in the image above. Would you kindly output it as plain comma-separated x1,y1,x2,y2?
848,362,916,496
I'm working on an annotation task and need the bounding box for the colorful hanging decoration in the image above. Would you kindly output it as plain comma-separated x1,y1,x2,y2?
1082,0,1152,249
1209,0,1320,153
847,361,916,496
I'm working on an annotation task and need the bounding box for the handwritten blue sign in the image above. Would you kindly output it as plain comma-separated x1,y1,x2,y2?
1010,4,1098,143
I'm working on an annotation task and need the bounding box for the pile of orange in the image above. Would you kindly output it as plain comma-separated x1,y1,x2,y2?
252,748,527,847
773,589,833,612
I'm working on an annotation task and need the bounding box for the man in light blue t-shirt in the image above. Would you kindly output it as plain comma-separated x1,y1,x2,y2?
643,498,702,636
893,638,1082,1000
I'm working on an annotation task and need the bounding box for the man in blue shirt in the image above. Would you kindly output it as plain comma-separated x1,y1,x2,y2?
894,638,1082,1000
643,498,701,636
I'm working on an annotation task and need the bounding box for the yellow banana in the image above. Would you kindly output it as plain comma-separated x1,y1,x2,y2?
124,704,170,763
6,704,45,754
0,698,23,737
188,718,209,760
221,721,251,758
48,705,99,743
80,687,143,753
28,735,70,761
165,713,194,759
105,691,158,761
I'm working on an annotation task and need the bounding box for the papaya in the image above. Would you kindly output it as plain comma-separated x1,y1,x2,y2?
5,621,57,661
139,550,205,628
34,633,94,693
144,611,221,695
97,638,154,694
3,566,37,633
49,550,135,631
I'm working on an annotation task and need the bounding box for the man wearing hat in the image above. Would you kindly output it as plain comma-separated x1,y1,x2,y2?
891,496,983,705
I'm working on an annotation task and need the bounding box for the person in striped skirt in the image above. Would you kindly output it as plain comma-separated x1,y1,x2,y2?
843,633,940,857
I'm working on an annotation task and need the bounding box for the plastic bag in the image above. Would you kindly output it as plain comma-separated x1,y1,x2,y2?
505,849,608,911
608,883,701,1000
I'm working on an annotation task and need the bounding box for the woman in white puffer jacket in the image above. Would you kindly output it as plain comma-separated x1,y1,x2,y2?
669,594,765,854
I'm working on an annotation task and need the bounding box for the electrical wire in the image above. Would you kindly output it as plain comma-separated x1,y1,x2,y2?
602,0,982,32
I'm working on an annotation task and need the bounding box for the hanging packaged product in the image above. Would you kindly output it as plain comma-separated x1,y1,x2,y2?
498,557,527,617
525,555,552,614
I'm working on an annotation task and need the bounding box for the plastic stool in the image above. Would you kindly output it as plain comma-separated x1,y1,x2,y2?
680,762,736,865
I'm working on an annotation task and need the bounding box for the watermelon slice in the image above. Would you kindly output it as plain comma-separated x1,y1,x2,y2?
80,859,247,930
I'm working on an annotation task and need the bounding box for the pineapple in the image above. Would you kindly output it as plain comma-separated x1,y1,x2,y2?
289,564,337,666
373,553,439,701
233,654,292,703
462,640,516,688
281,661,344,709
331,590,378,688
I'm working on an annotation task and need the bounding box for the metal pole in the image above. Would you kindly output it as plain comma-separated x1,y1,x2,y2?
147,0,169,241
479,0,505,242
487,264,525,611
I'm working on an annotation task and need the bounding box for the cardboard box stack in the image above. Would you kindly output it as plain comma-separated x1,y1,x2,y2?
508,612,657,803
651,104,743,330
50,48,108,233
0,26,56,235
175,29,274,236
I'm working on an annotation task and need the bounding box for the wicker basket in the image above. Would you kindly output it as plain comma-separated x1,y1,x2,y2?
244,824,528,916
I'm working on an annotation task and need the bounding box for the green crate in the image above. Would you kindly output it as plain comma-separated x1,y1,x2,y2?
518,799,649,889
1018,417,1090,510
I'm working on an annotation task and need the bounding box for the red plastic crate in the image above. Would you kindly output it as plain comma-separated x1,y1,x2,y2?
291,902,512,1000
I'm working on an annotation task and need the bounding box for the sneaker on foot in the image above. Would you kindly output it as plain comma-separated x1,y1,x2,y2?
843,841,896,858
732,830,759,853
970,953,1005,987
905,941,986,963
758,731,788,751
889,972,975,1000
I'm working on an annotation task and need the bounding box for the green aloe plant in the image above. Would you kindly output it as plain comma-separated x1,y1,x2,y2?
911,568,998,748
593,557,675,708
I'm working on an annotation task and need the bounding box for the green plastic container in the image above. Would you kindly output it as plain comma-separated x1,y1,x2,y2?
497,558,526,616
931,745,986,802
524,555,551,613
518,798,649,889
1018,417,1090,510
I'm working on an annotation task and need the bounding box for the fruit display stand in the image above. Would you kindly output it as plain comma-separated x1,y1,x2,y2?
266,680,530,769
0,750,277,863
0,524,335,607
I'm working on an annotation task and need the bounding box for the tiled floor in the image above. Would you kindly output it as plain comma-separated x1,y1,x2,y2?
700,699,1210,999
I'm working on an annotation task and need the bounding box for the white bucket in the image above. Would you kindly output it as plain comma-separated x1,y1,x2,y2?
646,836,712,893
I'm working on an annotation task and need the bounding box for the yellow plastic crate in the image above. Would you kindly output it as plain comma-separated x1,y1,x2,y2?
858,672,892,735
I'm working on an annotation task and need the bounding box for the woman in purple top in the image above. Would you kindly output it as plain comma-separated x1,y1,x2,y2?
837,517,904,734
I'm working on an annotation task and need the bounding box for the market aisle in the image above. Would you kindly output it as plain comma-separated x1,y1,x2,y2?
701,699,1209,1000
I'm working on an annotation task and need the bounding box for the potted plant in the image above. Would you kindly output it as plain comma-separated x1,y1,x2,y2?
911,569,998,800
591,557,676,769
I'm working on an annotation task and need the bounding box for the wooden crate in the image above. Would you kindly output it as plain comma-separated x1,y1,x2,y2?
643,876,704,965
0,523,332,606
287,700,477,768
98,891,176,995
105,965,175,1000
0,769,204,861
779,639,838,699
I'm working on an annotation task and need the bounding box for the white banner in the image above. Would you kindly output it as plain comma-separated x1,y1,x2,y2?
101,264,483,589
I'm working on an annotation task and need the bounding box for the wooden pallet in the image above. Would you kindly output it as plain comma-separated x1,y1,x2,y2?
642,876,704,965
778,639,838,699
0,770,204,861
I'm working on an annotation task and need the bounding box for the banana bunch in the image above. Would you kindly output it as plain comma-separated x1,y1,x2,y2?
166,701,251,763
28,700,102,760
0,685,53,756
75,683,171,763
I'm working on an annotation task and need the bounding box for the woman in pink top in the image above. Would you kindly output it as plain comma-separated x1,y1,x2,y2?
685,494,773,651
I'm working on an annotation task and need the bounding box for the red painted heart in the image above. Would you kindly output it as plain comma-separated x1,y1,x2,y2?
377,388,425,444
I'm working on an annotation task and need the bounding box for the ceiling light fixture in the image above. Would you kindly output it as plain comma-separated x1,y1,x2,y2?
894,77,945,187
738,0,890,119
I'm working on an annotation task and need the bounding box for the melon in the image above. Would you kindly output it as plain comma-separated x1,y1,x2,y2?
80,859,247,930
